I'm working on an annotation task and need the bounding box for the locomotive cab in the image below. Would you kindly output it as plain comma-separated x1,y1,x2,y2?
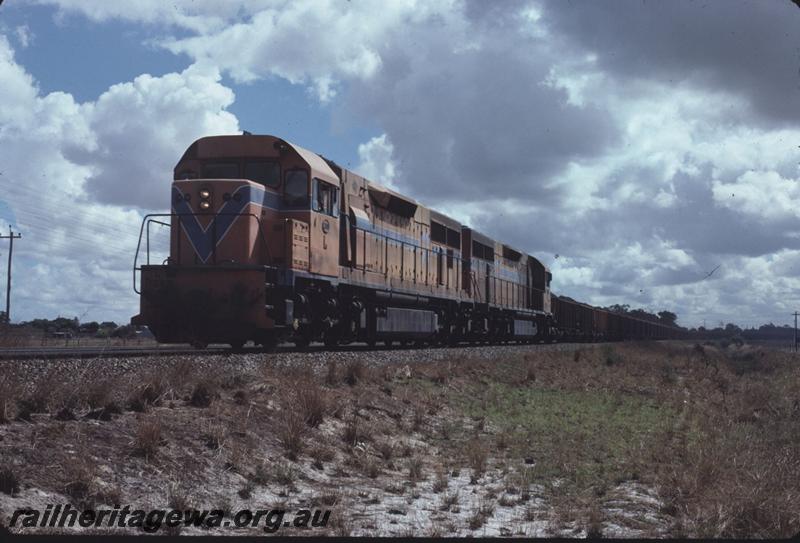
132,134,342,348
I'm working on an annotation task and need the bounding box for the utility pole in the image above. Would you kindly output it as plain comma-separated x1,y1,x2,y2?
794,312,799,353
0,227,21,324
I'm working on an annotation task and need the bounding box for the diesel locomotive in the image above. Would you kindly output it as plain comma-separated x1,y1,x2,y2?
132,134,681,349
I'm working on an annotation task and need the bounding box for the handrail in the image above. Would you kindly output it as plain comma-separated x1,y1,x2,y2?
133,212,271,294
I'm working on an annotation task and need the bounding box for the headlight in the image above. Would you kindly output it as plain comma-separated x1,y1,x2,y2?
199,189,211,199
199,200,211,210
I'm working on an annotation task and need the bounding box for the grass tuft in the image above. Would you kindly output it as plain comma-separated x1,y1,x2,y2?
343,360,365,386
276,409,306,461
132,416,163,460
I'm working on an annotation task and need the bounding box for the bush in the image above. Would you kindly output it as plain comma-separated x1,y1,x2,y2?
0,467,20,496
602,345,620,366
127,372,166,412
17,370,55,416
190,380,218,408
233,389,249,405
112,325,136,339
84,379,113,410
343,360,365,386
377,441,394,461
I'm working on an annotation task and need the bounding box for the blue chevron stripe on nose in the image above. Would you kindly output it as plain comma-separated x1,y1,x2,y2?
171,185,259,263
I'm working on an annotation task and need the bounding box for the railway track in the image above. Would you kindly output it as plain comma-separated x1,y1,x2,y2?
0,340,574,360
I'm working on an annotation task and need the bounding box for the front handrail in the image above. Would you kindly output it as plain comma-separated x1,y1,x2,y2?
133,212,271,294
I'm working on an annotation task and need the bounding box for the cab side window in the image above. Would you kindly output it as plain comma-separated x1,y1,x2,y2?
284,170,309,207
312,178,339,217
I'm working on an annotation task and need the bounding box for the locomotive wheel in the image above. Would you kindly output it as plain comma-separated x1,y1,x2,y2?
259,336,278,353
323,332,338,348
228,340,245,352
294,336,311,349
383,339,394,348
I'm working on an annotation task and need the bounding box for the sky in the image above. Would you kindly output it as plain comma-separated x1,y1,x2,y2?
0,0,798,329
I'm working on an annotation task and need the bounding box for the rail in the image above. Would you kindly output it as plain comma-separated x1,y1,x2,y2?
133,212,270,294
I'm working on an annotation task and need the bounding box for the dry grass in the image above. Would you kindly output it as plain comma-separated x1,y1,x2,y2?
468,498,495,530
466,437,488,479
1,342,797,538
325,359,339,386
167,483,193,511
0,370,17,423
343,360,365,386
0,466,20,496
16,367,58,418
276,408,306,460
440,341,800,538
362,457,381,479
132,415,163,460
440,489,459,511
432,469,448,493
83,377,113,410
296,377,328,428
203,422,228,451
342,412,370,446
407,457,424,482
63,460,96,509
412,406,426,432
650,381,800,538
585,504,604,538
328,511,352,537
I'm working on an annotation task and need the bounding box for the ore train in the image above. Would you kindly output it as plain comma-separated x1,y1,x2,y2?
132,134,682,349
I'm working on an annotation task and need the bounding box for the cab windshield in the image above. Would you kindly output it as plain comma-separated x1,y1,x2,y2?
199,161,281,188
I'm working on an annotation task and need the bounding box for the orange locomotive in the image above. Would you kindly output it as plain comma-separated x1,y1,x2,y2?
132,134,680,348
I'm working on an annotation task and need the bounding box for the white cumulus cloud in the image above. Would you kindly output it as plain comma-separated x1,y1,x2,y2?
0,34,241,322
